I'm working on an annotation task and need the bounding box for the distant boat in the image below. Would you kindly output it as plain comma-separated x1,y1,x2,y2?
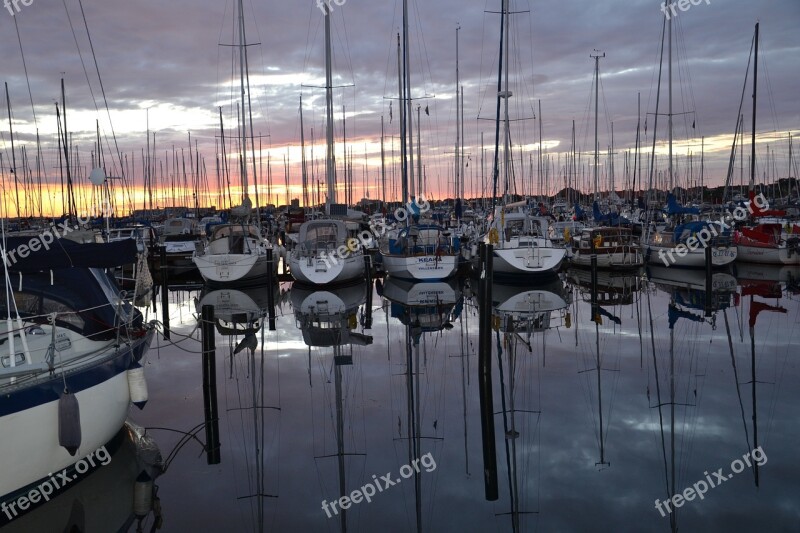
289,220,364,285
0,237,156,506
381,224,460,281
193,222,275,285
570,226,642,269
483,208,566,276
193,0,275,286
645,220,737,267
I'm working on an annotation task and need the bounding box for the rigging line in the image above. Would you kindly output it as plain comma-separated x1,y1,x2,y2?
75,0,132,211
11,17,36,127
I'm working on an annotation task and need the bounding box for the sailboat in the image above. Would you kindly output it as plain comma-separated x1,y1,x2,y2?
193,0,276,286
641,14,737,268
0,237,156,505
570,52,643,269
288,4,365,286
481,1,566,277
379,0,461,281
733,24,800,266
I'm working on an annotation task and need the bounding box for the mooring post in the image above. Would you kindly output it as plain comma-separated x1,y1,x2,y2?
477,242,498,501
201,304,220,464
159,246,170,340
267,248,276,331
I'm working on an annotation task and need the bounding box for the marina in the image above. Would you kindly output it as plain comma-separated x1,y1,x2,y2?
1,0,799,532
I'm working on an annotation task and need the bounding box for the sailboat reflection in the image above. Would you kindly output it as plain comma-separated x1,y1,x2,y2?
645,266,737,532
483,277,569,531
1,423,163,533
293,281,371,533
198,285,281,531
381,277,464,336
379,277,463,531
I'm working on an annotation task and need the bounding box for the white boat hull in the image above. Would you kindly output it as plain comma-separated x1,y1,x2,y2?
644,244,738,267
736,244,800,265
571,249,643,268
491,246,565,275
193,253,274,284
382,254,458,281
0,371,131,502
288,251,365,285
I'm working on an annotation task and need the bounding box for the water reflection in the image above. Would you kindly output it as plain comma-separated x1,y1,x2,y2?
121,266,799,532
294,281,372,533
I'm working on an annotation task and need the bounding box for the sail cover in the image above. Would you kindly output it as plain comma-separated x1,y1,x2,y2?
1,237,138,273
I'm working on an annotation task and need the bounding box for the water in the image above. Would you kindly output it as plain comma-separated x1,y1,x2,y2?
12,265,800,532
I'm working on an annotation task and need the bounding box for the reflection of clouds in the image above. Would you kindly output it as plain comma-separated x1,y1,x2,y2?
124,277,800,531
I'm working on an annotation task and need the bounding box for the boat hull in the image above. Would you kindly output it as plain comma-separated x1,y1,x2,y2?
193,253,275,285
644,244,738,267
491,246,565,276
382,254,458,281
736,244,800,265
288,251,365,285
571,249,644,269
0,330,154,503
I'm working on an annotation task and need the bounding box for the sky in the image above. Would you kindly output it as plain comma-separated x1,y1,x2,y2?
0,0,798,216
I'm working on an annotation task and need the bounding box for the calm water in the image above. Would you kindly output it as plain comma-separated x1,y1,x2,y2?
9,264,800,532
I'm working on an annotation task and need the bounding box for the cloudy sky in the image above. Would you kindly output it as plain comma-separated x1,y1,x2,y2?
0,0,798,214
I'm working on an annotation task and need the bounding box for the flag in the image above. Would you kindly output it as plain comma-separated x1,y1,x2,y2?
425,105,429,116
389,102,393,123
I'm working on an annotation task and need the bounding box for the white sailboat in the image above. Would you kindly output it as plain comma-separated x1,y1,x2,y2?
0,238,156,506
288,3,364,286
378,0,460,281
193,0,275,286
481,1,565,277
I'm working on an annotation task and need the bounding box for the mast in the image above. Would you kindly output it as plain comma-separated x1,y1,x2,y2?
397,33,408,206
634,93,640,203
749,22,759,191
5,83,20,219
237,0,249,201
591,51,604,201
491,0,506,207
668,13,673,193
380,116,386,205
502,0,511,203
300,95,309,208
324,3,336,212
403,0,415,203
455,24,461,205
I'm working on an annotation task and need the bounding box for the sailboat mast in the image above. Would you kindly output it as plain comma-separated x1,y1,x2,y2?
300,96,309,208
324,4,336,211
237,0,249,198
750,22,759,191
397,33,408,205
5,83,20,219
502,0,511,202
668,14,673,193
403,0,415,201
455,24,460,203
491,0,506,207
591,51,604,201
